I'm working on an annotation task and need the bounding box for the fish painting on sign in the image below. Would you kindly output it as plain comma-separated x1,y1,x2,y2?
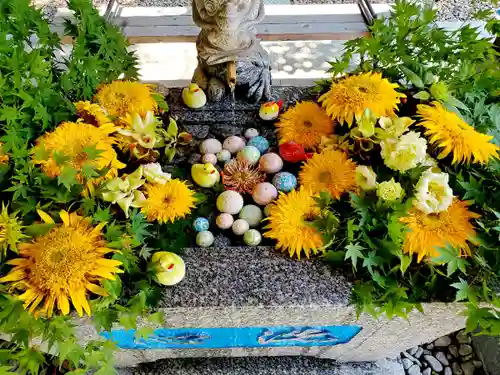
101,325,362,350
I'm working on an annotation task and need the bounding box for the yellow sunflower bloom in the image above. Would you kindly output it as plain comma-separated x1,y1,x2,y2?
94,81,158,119
74,101,112,127
0,210,122,317
299,149,358,199
0,142,9,164
400,200,479,262
32,122,125,191
264,188,324,259
319,72,405,126
141,180,196,223
417,102,499,164
275,101,334,149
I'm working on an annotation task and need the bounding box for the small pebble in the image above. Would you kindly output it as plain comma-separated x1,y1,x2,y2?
407,365,422,375
402,358,413,370
244,128,259,139
426,343,434,350
414,347,424,359
188,153,202,164
403,352,422,367
447,354,452,360
436,351,449,366
459,344,473,357
456,330,471,344
462,354,473,362
449,345,459,357
473,360,482,368
422,349,432,356
434,336,452,347
408,347,419,356
202,153,218,164
444,366,452,375
461,361,475,375
452,362,463,375
424,355,443,372
422,368,431,375
200,138,222,154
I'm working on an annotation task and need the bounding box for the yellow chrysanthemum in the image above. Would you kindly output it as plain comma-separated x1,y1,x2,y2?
74,101,111,127
0,210,122,317
417,102,499,164
264,189,324,259
275,101,335,149
94,81,158,119
0,142,9,164
141,180,196,223
400,200,479,262
299,149,357,199
319,72,405,126
32,122,125,191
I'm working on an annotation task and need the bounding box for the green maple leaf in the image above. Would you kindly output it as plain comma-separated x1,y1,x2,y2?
94,206,112,223
147,311,165,325
345,243,365,271
451,278,478,305
82,163,99,179
58,166,78,190
53,151,71,166
83,145,104,161
134,326,155,341
432,245,469,276
458,176,484,204
362,250,383,276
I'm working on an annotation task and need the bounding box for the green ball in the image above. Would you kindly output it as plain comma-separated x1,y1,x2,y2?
244,229,262,246
239,205,263,227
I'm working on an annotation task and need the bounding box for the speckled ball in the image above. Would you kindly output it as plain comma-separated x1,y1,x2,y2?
239,205,263,227
244,128,259,139
216,190,244,215
217,149,231,163
259,152,283,174
196,231,214,247
193,217,210,232
243,229,262,246
202,153,217,165
216,213,234,229
247,136,269,154
200,138,222,154
222,136,246,154
272,172,297,192
232,219,250,235
252,182,278,206
238,145,261,165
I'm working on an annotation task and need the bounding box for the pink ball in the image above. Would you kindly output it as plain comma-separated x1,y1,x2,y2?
216,213,234,229
252,182,278,206
259,153,283,174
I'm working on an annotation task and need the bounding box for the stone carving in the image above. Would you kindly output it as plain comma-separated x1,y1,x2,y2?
191,0,272,102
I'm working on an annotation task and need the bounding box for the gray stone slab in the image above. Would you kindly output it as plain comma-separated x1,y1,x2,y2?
160,246,353,308
472,334,499,375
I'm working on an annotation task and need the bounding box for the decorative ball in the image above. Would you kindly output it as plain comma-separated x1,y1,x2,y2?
272,172,297,192
259,153,283,174
196,231,214,247
202,153,217,165
239,205,263,227
252,182,278,206
238,145,261,165
200,138,222,154
244,229,262,246
223,136,246,154
244,128,259,139
216,213,234,229
217,149,231,163
247,136,269,154
193,217,210,232
216,190,244,215
263,203,273,216
232,219,250,235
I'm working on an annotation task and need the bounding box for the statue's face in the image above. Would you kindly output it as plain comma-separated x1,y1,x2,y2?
226,0,252,19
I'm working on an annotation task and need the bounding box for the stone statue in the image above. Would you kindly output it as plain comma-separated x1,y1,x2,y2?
191,0,272,102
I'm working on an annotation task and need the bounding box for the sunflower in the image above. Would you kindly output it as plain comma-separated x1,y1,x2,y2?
417,102,499,164
299,149,357,199
94,81,158,119
264,188,324,259
32,121,125,190
0,142,9,164
319,72,405,127
222,157,266,193
275,101,334,149
0,210,122,317
74,101,111,127
400,199,479,262
0,204,26,258
141,180,196,223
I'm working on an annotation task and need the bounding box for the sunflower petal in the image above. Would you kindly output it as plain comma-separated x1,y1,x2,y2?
37,209,54,224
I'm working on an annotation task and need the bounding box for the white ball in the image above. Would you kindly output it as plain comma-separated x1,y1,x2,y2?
216,213,234,229
232,219,250,235
222,136,246,154
244,128,259,139
196,231,214,247
217,149,231,162
202,153,217,164
200,138,222,154
216,190,244,215
239,205,263,227
252,182,278,206
259,153,283,174
244,229,262,246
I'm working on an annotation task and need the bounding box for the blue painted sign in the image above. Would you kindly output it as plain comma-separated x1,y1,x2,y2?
100,325,361,350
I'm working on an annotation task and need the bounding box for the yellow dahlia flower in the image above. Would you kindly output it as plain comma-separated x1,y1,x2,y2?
32,122,125,189
299,149,357,200
275,101,334,149
400,200,479,262
94,81,158,119
418,102,499,164
0,210,122,317
264,188,324,259
74,101,111,127
141,180,196,223
319,72,405,127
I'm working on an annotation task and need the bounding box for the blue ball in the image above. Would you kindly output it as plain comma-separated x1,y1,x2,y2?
272,172,297,193
247,136,269,154
193,217,210,232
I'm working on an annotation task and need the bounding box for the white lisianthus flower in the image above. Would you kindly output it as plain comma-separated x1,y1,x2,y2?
355,165,377,191
143,163,171,185
381,131,427,172
376,178,405,202
414,170,454,214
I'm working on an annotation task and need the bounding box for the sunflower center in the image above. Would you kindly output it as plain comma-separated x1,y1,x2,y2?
80,112,98,126
318,171,332,183
74,151,88,165
358,86,368,93
164,195,175,205
50,250,65,264
303,121,313,128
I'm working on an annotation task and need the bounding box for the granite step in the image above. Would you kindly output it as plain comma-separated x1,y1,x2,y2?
118,356,405,375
